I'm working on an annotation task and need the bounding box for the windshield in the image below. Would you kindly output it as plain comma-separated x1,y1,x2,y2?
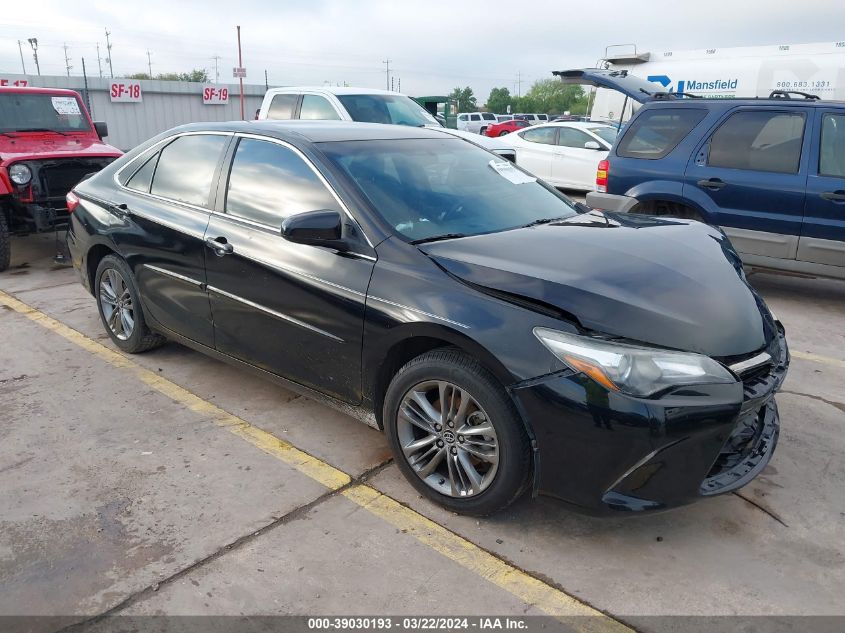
336,94,439,127
0,93,91,133
589,126,618,145
322,138,578,242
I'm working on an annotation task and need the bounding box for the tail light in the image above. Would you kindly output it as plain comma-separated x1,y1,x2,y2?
596,159,609,193
66,191,80,213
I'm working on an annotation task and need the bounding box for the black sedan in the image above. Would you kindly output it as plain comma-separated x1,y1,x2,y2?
66,121,788,516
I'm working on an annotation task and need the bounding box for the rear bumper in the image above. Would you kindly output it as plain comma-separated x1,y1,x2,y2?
511,328,788,515
585,191,637,213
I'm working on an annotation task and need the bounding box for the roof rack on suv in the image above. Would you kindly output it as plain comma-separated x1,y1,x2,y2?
768,90,820,100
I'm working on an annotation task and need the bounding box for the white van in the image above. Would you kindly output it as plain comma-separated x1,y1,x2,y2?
257,86,440,126
456,112,498,135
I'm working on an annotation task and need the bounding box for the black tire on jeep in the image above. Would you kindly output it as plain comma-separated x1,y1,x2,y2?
0,210,10,273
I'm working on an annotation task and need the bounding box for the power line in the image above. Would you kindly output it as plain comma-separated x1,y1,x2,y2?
63,42,72,76
104,27,114,78
211,55,222,83
382,58,391,91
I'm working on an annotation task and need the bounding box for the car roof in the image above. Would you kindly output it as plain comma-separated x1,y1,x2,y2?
163,120,455,144
0,86,82,96
264,86,401,96
641,97,845,109
534,121,613,129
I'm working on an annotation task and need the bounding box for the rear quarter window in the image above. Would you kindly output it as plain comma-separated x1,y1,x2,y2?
617,108,707,160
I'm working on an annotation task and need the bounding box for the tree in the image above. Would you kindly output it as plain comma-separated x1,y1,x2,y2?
485,87,513,114
126,69,210,83
449,86,477,112
515,79,588,115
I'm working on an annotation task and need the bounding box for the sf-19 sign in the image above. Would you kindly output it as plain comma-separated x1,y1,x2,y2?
110,82,142,102
203,86,229,105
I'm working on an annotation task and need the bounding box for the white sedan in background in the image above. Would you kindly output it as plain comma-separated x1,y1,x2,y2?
498,122,618,191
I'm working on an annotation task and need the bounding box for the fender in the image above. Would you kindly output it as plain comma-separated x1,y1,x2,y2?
0,170,12,197
624,179,712,222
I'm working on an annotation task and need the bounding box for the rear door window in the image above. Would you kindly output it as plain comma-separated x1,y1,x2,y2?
819,113,845,178
520,127,557,144
482,113,496,121
617,108,706,159
267,93,299,120
299,94,341,120
707,110,805,173
150,134,228,207
470,114,481,121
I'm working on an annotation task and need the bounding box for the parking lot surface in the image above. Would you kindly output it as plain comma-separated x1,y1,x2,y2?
1,234,844,632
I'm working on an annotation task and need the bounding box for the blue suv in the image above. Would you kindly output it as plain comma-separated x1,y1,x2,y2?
556,69,845,280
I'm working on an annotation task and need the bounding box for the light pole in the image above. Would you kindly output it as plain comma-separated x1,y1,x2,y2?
28,38,40,76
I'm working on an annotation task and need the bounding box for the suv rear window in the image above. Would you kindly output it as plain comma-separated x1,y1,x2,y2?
617,108,706,160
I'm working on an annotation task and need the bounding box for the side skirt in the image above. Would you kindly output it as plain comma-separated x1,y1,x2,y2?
148,320,379,430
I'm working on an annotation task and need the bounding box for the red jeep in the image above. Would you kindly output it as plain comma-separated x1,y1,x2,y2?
0,86,122,271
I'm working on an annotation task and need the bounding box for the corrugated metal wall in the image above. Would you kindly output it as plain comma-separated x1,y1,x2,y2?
1,74,269,151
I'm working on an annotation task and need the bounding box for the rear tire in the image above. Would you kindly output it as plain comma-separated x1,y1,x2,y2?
95,254,165,353
479,127,487,136
0,211,10,273
384,348,531,516
498,131,509,137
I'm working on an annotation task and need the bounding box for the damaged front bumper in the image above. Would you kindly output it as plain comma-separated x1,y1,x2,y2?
510,327,789,514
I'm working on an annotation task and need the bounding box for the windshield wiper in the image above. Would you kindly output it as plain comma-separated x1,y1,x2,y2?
520,216,569,228
410,233,467,245
16,128,70,136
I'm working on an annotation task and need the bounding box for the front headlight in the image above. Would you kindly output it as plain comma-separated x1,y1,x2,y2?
9,164,32,185
533,327,736,397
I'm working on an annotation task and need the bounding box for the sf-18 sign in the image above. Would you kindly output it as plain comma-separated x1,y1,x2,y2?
203,86,229,105
110,82,142,102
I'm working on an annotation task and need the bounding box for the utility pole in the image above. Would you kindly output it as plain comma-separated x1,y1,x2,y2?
211,55,221,83
96,44,103,78
397,78,400,93
105,28,114,78
146,50,153,77
236,25,245,120
28,38,40,76
264,69,268,90
63,43,73,76
17,40,27,74
516,71,522,98
382,58,391,91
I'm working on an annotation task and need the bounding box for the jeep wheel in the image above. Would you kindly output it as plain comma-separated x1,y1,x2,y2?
0,211,10,272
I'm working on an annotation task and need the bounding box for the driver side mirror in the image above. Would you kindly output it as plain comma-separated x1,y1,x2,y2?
584,140,602,150
281,210,348,251
94,121,109,139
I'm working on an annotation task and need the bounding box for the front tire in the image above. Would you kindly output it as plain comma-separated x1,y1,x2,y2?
95,254,165,353
384,349,531,516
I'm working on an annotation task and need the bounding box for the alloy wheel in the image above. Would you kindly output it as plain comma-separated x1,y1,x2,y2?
99,268,135,341
396,380,499,497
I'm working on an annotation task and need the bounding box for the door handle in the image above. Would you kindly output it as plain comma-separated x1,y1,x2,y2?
820,191,845,202
109,202,131,218
205,236,234,256
697,178,727,190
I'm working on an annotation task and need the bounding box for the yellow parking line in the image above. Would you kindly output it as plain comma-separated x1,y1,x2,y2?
0,288,631,632
791,350,845,369
343,485,631,632
0,289,350,491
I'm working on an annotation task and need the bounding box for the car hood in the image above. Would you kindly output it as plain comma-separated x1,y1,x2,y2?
0,133,122,163
419,212,770,357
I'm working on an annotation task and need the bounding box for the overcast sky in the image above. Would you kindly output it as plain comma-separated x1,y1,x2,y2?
1,0,844,101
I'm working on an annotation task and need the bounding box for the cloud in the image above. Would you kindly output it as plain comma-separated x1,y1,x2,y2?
1,0,844,102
